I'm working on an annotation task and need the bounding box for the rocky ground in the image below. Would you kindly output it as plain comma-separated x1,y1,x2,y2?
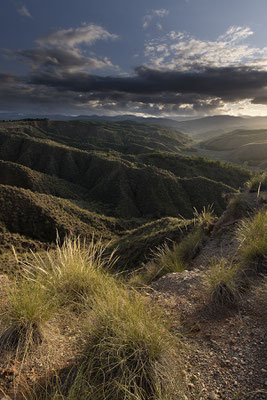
149,203,267,400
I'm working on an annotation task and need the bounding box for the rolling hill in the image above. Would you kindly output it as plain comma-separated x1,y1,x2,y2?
200,129,267,168
0,119,252,265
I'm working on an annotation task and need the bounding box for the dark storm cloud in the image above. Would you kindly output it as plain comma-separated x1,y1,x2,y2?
0,72,22,83
1,64,267,115
10,47,109,71
29,65,267,102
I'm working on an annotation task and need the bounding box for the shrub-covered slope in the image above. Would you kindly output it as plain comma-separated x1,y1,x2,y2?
0,119,191,154
200,129,267,168
0,185,124,243
0,124,248,218
0,119,252,261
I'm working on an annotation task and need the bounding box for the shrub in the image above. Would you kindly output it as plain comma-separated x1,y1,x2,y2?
236,209,267,272
203,257,242,308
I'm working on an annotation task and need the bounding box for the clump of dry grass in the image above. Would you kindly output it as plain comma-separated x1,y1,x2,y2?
132,227,206,285
0,279,57,352
227,193,252,219
58,284,188,400
203,257,242,309
21,236,118,308
193,205,215,230
236,209,267,273
20,238,189,400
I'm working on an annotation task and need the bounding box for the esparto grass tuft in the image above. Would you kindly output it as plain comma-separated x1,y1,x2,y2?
203,257,242,309
0,278,57,352
20,236,118,308
60,284,187,400
133,227,206,284
236,209,267,273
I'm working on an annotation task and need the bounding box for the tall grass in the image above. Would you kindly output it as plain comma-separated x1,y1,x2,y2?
0,279,57,352
57,284,187,400
4,237,188,399
246,172,267,192
236,209,267,272
227,193,252,219
20,236,118,308
203,257,242,308
132,227,206,284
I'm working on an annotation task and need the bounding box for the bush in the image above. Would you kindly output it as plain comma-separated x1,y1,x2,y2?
236,209,267,272
203,257,242,308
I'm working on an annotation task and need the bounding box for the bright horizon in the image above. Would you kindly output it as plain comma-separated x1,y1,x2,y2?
2,0,267,118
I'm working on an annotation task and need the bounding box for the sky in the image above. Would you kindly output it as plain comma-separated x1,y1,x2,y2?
1,0,267,118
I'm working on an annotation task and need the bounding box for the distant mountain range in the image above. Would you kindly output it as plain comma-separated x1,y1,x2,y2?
1,112,267,137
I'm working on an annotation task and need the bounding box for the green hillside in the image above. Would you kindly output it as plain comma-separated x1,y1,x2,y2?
200,129,267,168
0,119,191,154
0,119,252,263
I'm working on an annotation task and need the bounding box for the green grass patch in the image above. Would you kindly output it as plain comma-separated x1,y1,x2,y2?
19,237,189,400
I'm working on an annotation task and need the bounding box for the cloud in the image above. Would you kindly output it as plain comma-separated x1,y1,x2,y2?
2,24,267,117
37,24,118,49
142,9,169,30
7,23,119,73
9,47,117,72
2,63,267,117
27,65,267,103
145,26,267,71
153,9,169,18
17,5,32,18
218,26,253,43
